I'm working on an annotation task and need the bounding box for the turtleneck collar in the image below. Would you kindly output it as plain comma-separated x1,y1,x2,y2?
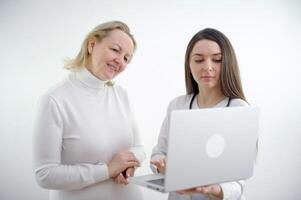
75,67,114,89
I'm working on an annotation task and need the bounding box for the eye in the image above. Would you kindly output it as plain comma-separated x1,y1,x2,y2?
194,59,204,63
212,55,222,63
124,57,129,63
111,48,119,52
213,59,222,63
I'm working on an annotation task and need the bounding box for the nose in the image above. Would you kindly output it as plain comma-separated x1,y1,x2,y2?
203,60,213,71
114,55,126,67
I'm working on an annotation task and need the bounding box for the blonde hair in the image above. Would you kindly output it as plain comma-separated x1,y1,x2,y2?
64,21,136,70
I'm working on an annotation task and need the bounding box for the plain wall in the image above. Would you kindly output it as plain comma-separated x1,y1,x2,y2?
0,0,300,199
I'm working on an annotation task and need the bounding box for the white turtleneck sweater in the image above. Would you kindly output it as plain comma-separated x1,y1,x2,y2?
33,68,145,200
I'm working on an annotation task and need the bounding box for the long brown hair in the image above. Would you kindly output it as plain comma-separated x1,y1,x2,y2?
185,28,246,101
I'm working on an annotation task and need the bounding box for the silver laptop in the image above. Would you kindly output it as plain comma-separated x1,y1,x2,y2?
129,106,260,192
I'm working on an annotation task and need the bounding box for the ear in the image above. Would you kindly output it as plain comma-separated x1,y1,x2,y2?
88,39,96,54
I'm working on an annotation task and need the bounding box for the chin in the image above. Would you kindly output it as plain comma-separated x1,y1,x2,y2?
105,73,116,80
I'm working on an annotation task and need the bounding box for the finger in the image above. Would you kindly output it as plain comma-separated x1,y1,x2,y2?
150,161,161,173
159,159,165,167
115,173,127,185
150,160,160,166
202,186,212,194
121,160,139,169
196,187,204,192
210,184,221,196
153,164,163,172
119,174,128,185
125,161,140,168
162,157,166,166
121,158,139,166
176,189,189,195
177,188,196,195
150,160,160,168
151,160,164,168
126,167,135,177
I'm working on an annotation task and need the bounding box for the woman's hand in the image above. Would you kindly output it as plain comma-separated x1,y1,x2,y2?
150,156,166,174
113,167,136,185
177,184,223,199
108,150,139,178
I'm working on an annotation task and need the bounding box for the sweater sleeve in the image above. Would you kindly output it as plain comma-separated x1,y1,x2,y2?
33,95,109,190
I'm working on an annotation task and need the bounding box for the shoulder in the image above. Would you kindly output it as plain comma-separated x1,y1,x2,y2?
40,77,73,104
167,94,193,111
45,79,70,97
229,98,249,107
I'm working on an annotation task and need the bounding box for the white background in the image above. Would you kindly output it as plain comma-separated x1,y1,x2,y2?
0,0,300,199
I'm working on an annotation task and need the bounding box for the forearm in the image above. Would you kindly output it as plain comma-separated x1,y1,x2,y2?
34,162,109,190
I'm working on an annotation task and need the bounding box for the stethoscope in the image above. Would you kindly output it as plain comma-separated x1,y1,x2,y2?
189,93,232,109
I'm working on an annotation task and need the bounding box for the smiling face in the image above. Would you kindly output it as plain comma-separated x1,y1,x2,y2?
86,29,134,81
189,39,222,92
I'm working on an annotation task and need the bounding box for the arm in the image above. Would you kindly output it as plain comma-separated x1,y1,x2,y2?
150,103,172,173
177,180,245,200
33,95,130,190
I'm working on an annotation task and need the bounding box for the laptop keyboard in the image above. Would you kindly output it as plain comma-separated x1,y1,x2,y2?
147,178,165,186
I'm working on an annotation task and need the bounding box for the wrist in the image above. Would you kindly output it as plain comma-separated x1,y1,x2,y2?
107,163,117,178
214,185,223,199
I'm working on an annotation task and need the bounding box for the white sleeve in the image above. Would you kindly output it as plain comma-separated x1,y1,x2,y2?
151,114,169,160
150,103,172,173
33,95,109,190
220,180,245,200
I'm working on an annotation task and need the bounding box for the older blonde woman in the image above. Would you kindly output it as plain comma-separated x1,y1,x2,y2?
33,21,145,200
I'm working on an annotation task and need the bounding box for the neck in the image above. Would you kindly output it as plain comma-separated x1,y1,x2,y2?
197,87,225,108
85,61,107,81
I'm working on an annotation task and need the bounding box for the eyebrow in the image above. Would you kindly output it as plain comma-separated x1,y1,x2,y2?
191,53,222,57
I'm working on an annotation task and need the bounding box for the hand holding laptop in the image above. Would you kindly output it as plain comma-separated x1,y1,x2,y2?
177,184,223,199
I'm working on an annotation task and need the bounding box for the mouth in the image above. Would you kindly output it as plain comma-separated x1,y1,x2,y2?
201,76,215,79
107,63,118,73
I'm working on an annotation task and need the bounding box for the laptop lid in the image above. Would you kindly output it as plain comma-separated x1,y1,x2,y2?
164,106,259,191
